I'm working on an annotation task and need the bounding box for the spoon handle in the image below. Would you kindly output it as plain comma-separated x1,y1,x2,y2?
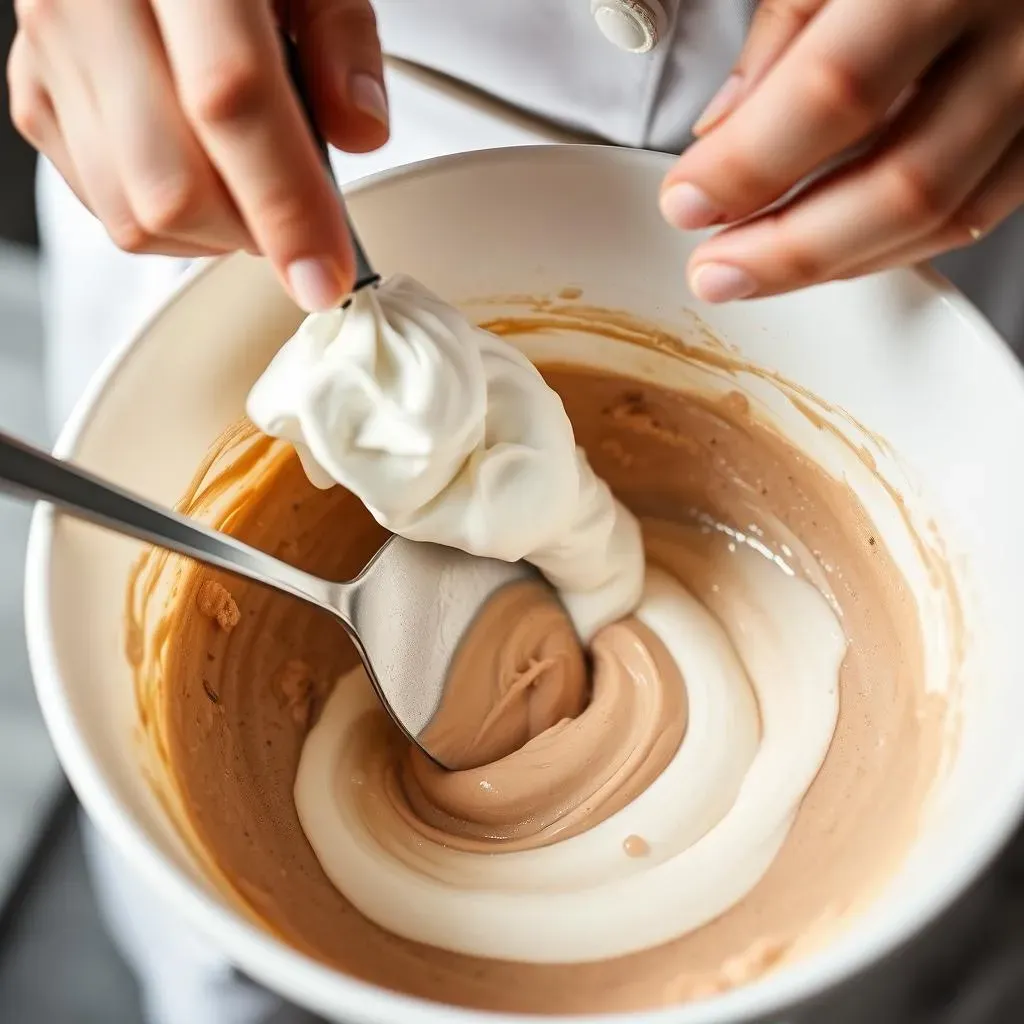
280,32,379,292
0,430,343,619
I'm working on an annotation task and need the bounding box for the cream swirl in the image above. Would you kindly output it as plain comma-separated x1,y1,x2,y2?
250,283,846,965
296,522,845,963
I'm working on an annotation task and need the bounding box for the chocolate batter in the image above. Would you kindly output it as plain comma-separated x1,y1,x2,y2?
403,604,688,851
127,350,947,1013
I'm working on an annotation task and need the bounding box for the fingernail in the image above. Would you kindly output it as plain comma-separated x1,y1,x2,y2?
287,258,345,311
350,72,389,127
694,74,744,135
660,183,722,230
690,263,758,303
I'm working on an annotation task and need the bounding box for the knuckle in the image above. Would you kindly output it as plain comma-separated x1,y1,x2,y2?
183,53,266,127
14,0,55,38
6,31,29,81
712,147,776,209
803,58,880,134
7,51,47,144
781,244,827,286
107,217,152,255
8,84,46,143
132,175,200,237
885,162,951,229
258,186,319,243
749,213,827,287
764,216,828,284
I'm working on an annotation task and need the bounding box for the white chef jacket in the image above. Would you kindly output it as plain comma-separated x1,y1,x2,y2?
37,4,1023,1022
39,0,1024,430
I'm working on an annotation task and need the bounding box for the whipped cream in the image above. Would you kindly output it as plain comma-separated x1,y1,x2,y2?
247,279,845,965
247,274,644,639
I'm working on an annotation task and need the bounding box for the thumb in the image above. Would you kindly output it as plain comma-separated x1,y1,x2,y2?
693,0,826,136
291,0,389,155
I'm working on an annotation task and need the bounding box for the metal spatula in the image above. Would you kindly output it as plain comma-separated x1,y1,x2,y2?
1,430,572,769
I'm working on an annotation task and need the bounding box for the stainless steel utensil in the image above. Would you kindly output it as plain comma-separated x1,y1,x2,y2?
0,430,564,769
280,31,379,294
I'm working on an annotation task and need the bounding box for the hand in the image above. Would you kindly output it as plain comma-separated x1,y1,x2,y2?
660,0,1024,302
7,0,388,311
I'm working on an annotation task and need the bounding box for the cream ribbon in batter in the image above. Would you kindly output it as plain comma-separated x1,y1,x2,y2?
247,278,846,964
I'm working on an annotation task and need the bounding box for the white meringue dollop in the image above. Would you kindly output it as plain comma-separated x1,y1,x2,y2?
247,274,644,639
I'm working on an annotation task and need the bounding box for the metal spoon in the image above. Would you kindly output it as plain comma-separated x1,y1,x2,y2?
1,430,563,769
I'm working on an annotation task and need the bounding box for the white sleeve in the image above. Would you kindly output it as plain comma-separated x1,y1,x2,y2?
35,158,191,435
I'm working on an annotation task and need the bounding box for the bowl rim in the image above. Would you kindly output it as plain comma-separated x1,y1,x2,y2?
24,142,1024,1024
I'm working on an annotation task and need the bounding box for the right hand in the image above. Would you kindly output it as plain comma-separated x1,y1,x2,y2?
7,0,388,311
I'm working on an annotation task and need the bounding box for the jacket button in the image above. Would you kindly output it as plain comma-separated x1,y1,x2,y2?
591,0,665,54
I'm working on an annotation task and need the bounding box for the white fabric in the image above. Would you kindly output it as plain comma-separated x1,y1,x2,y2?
37,6,1022,1021
372,0,749,150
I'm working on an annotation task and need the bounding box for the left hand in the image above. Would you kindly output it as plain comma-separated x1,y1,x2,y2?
660,0,1024,302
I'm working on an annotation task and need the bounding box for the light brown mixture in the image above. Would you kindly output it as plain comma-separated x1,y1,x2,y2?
127,358,947,1014
404,588,688,851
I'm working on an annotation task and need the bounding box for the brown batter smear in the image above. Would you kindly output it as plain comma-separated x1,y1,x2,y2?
125,319,953,1013
398,616,687,852
415,580,589,771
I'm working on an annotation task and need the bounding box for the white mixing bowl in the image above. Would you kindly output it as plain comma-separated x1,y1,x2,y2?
24,145,1024,1024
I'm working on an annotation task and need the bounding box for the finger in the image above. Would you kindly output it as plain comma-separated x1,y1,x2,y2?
291,0,388,154
50,98,226,256
34,45,151,254
8,33,91,208
152,0,355,310
29,0,243,257
837,133,1024,281
19,0,164,252
80,0,254,252
7,30,53,148
7,31,82,187
48,97,227,257
662,0,974,231
694,0,826,136
685,26,1024,302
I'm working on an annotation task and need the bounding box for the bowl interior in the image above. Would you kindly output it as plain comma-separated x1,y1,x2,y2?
27,145,1024,1024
